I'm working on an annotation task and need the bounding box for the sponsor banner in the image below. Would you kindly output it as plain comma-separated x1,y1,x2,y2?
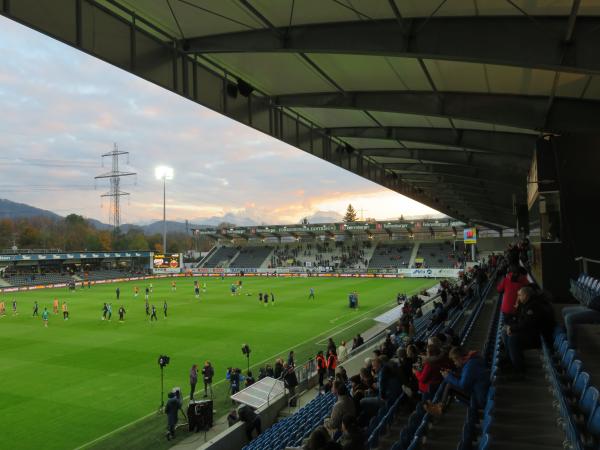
194,219,467,236
464,227,477,244
398,268,461,278
0,251,152,262
152,253,181,273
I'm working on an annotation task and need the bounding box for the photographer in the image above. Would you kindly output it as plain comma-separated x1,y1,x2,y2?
202,361,214,398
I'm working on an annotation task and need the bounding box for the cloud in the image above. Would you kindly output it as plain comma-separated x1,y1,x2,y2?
0,16,443,226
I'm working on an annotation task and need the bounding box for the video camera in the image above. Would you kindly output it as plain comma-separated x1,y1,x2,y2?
158,355,170,368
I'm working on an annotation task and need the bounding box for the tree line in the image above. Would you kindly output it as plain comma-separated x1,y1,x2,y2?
0,214,194,252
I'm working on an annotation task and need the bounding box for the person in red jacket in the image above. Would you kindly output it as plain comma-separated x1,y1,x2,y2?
497,265,529,319
316,351,327,387
413,345,446,401
327,349,338,379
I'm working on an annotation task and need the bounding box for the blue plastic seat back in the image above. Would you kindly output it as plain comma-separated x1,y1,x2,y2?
559,340,569,359
478,433,490,450
562,349,576,371
573,372,590,399
588,404,600,437
407,436,422,450
568,360,582,382
554,333,567,351
391,441,403,450
400,427,412,448
580,386,600,418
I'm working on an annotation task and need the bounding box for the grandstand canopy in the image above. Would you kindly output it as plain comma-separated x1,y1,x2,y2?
3,1,597,227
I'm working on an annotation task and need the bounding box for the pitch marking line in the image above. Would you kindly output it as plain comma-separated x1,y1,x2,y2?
74,280,436,449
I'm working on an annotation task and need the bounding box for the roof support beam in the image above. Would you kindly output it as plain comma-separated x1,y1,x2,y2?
276,91,600,134
363,147,527,169
323,126,536,156
181,17,600,75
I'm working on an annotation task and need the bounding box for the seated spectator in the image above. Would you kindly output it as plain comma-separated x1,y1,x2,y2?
413,345,445,401
285,425,337,450
562,299,600,348
325,381,356,437
424,347,490,416
339,414,366,450
504,286,555,379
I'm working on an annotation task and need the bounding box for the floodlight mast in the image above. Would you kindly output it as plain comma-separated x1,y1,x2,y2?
155,166,174,253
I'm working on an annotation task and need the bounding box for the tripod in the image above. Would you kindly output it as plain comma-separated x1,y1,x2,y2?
158,364,165,414
245,353,250,374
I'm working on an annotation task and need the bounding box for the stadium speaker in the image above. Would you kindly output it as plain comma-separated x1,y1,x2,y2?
226,83,238,99
237,79,254,97
187,400,213,432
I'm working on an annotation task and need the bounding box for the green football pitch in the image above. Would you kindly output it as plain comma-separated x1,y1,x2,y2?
0,276,437,450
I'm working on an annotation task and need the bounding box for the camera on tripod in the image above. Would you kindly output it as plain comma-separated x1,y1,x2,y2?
241,344,251,356
158,355,170,368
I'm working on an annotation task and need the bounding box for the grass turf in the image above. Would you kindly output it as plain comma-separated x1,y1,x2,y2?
0,276,436,450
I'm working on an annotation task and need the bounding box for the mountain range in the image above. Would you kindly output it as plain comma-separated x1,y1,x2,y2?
0,199,443,233
0,199,345,234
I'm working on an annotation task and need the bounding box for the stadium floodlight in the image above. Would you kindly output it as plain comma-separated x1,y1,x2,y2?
155,166,174,253
155,166,174,181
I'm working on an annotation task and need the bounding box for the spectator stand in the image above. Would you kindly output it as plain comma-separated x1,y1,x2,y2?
384,265,499,450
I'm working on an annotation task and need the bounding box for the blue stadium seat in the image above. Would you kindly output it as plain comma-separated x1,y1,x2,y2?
567,359,582,382
573,372,591,402
391,441,403,450
580,386,600,419
478,433,490,450
588,404,600,437
562,349,576,371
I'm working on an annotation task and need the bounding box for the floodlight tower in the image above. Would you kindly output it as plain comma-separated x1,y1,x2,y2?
95,144,136,234
155,166,174,253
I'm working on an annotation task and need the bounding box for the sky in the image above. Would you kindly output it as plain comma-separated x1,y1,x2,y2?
0,16,442,226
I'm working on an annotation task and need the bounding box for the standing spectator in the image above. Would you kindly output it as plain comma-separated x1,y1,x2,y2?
202,361,214,398
283,362,299,406
337,340,348,362
316,351,327,387
327,338,337,355
287,350,295,368
497,265,529,319
274,358,284,379
189,364,198,400
327,350,338,380
165,392,178,440
238,405,261,441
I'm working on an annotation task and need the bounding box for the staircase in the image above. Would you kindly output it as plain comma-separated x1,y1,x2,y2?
409,243,420,268
486,350,565,449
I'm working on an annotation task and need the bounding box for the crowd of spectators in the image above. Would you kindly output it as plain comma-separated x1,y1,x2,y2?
270,241,371,270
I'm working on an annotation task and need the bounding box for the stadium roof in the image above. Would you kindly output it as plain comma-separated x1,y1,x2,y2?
4,1,597,226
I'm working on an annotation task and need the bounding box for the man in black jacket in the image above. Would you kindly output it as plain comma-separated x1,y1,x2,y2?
505,286,555,378
238,405,261,440
202,361,214,398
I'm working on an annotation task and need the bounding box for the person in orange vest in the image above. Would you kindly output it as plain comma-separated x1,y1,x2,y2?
316,350,327,388
53,298,59,315
326,349,338,380
0,300,5,317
